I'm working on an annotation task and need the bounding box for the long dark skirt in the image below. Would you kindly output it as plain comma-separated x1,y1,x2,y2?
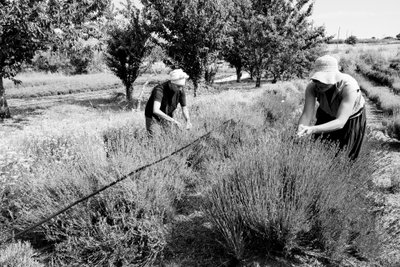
314,107,366,160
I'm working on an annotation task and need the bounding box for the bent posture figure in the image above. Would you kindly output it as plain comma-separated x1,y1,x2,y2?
145,69,192,136
297,55,366,160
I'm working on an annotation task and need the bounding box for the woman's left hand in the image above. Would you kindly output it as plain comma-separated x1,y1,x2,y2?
297,124,314,137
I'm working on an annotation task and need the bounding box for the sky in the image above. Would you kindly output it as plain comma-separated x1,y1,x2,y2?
113,0,400,39
311,0,400,39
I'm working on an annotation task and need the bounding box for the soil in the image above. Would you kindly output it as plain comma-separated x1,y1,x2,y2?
364,97,400,266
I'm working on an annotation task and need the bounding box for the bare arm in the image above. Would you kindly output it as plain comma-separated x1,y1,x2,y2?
182,106,190,123
181,106,192,129
311,87,358,133
298,86,358,136
153,100,181,126
298,83,316,129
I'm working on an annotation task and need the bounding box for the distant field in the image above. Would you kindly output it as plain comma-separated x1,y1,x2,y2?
325,41,400,60
3,64,236,99
3,72,170,99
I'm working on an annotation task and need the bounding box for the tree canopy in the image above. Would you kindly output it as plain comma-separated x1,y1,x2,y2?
147,0,231,96
0,0,112,117
222,0,327,87
0,0,50,82
105,0,154,104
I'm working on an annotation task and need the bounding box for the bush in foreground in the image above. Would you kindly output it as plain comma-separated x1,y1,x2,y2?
0,241,43,267
387,113,400,140
2,129,191,266
203,128,380,263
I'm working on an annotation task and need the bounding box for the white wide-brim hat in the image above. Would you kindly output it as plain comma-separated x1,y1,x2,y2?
170,69,189,86
310,55,341,84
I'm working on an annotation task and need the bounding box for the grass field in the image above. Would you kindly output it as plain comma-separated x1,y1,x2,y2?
3,62,236,99
3,72,171,99
1,45,400,266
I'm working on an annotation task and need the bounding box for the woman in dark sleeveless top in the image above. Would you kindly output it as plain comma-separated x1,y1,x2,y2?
297,55,366,160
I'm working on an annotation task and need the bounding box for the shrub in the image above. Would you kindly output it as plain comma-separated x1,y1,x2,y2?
345,35,358,45
150,61,170,75
355,71,400,115
69,44,94,75
31,51,69,73
339,57,357,72
2,129,193,266
44,192,167,266
0,241,44,267
387,113,400,140
256,90,298,127
203,128,380,263
389,58,400,72
356,63,394,88
358,50,387,67
392,81,400,94
31,44,94,75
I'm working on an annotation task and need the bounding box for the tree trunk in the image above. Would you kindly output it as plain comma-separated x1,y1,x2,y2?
126,84,133,108
0,76,4,97
255,76,261,87
205,64,216,85
0,76,11,119
193,80,198,97
255,67,261,87
204,70,211,85
249,67,254,80
236,66,242,83
271,72,279,84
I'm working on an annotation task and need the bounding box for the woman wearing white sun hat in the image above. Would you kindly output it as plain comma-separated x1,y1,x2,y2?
297,55,366,160
145,68,192,136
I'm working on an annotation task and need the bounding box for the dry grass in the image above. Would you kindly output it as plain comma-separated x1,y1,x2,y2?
352,72,400,115
325,42,400,61
3,72,169,99
0,83,271,265
0,78,388,266
0,241,44,267
387,113,400,140
203,127,381,264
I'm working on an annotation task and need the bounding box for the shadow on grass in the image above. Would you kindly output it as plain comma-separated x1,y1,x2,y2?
162,211,228,267
367,138,400,152
381,141,400,152
212,77,278,93
163,194,298,267
213,77,255,89
67,95,148,112
0,106,46,130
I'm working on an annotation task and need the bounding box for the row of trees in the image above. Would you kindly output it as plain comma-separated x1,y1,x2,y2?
0,0,113,117
107,0,328,98
0,0,328,116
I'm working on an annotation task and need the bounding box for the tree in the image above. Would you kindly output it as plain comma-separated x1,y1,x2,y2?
105,0,154,105
44,0,112,74
263,2,327,83
396,33,400,40
148,0,230,96
221,1,251,83
345,35,358,45
224,0,326,87
0,0,50,118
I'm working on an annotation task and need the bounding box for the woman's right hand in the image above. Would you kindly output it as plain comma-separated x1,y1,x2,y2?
297,124,314,137
174,120,182,128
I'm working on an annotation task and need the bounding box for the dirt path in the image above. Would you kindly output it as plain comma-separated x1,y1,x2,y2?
4,73,247,109
7,90,118,108
363,95,400,265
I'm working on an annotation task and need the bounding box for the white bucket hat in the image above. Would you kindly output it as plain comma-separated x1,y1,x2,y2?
310,55,340,84
169,69,189,86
